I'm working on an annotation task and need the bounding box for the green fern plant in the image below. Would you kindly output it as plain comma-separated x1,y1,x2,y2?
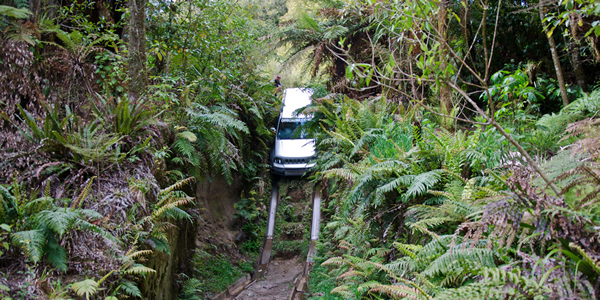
0,5,31,19
0,5,32,44
112,98,158,137
170,103,249,183
322,252,433,299
434,266,556,299
123,177,196,256
41,28,118,95
71,279,98,300
4,181,115,272
16,103,128,166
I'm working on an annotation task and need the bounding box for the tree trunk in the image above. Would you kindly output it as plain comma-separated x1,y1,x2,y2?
570,40,587,91
539,9,569,107
128,0,148,101
460,0,475,71
438,0,452,117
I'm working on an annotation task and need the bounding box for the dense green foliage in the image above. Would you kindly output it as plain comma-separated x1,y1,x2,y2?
2,0,600,298
0,0,279,298
281,0,600,299
307,92,600,298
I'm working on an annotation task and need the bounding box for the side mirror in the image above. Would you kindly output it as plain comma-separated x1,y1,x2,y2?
270,127,277,133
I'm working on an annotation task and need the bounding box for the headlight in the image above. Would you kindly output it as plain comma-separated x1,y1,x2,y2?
274,157,283,164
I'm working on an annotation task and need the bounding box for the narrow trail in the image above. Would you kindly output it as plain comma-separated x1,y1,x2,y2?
235,257,304,300
231,179,320,300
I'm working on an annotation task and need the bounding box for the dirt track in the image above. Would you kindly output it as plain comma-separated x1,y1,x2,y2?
234,257,303,300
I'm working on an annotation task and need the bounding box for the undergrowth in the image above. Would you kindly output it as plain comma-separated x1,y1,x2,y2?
180,250,251,299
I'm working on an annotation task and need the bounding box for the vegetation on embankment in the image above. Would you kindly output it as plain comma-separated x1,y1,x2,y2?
0,0,279,298
292,0,600,299
2,0,600,299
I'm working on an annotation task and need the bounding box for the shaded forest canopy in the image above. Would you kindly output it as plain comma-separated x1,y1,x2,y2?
1,0,600,299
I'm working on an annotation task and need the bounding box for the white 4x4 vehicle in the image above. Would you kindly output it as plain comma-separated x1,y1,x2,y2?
270,88,316,176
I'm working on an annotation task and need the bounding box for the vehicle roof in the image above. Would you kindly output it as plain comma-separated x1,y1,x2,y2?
281,88,313,119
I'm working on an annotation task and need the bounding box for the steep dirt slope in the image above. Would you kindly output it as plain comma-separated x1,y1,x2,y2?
235,257,304,299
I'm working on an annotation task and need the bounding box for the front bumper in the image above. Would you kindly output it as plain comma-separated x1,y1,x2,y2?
270,162,315,176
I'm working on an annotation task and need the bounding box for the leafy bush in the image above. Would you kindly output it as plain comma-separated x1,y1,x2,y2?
308,85,600,298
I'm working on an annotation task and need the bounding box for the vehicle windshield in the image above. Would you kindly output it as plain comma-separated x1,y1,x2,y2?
277,119,313,139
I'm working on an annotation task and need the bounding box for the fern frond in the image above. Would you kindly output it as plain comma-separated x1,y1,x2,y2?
423,248,495,278
153,197,193,218
44,237,67,271
72,176,95,208
71,279,98,300
376,176,407,195
322,256,348,266
159,177,195,196
410,218,453,234
119,280,142,298
124,264,156,275
330,285,354,298
403,170,442,201
436,267,553,299
569,242,600,275
427,190,452,198
0,5,31,19
75,219,117,242
176,130,197,142
23,196,54,213
478,187,499,197
321,168,357,182
172,138,196,160
393,242,423,259
36,208,78,237
152,221,177,233
338,270,365,279
127,250,153,259
364,282,424,299
12,229,45,263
